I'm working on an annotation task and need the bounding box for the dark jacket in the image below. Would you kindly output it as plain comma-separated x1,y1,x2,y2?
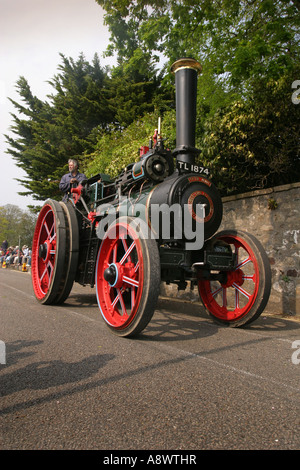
59,171,86,201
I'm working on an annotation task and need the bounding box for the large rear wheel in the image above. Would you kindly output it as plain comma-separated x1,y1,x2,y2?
95,216,161,337
31,199,79,304
198,230,271,327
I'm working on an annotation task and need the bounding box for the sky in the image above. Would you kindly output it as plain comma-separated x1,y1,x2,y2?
0,0,114,210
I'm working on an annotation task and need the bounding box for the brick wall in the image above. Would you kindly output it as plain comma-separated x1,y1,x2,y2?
160,182,300,318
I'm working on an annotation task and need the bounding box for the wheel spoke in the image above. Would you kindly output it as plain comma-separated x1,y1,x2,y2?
117,288,127,316
39,261,54,292
233,282,251,299
235,288,239,309
131,287,136,309
120,240,135,265
123,275,139,287
235,256,251,270
112,246,117,263
222,288,227,308
212,285,223,297
111,286,128,314
47,261,54,286
40,266,48,283
49,231,56,243
43,219,51,238
111,288,123,309
44,219,55,241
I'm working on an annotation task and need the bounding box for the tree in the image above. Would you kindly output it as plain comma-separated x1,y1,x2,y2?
5,54,113,202
5,1,300,206
106,64,172,128
97,0,300,89
198,67,300,194
84,109,176,178
0,205,37,247
5,53,170,203
97,0,300,133
96,0,300,193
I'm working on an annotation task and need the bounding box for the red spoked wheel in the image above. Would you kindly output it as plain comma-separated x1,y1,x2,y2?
95,216,160,337
198,230,271,327
31,199,79,304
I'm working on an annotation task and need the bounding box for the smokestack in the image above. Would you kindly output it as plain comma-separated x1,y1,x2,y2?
171,58,202,167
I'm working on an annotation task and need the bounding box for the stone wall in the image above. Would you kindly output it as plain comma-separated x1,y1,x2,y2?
160,182,300,318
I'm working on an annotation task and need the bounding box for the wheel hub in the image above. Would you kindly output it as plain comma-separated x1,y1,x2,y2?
39,243,47,260
103,262,136,289
104,264,117,285
103,262,124,288
221,268,244,289
38,240,53,264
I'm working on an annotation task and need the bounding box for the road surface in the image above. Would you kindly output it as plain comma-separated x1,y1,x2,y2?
1,268,299,450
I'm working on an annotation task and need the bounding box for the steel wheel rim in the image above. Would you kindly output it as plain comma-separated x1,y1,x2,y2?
96,221,144,329
199,234,259,321
31,204,57,300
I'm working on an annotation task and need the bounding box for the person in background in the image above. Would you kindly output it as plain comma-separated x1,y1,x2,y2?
5,247,14,265
22,245,29,265
1,240,8,253
27,248,32,266
13,246,22,265
59,159,86,202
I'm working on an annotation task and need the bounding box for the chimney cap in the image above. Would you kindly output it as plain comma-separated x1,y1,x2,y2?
171,58,202,74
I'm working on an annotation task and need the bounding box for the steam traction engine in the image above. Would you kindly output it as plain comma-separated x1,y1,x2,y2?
31,59,271,337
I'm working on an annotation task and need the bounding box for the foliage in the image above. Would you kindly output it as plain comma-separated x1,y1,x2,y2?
96,0,300,88
96,0,300,193
5,54,112,202
0,205,37,247
198,68,300,194
5,53,171,203
4,0,300,207
85,109,176,178
106,64,173,127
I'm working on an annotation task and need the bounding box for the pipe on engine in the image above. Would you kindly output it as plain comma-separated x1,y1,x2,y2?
171,58,202,166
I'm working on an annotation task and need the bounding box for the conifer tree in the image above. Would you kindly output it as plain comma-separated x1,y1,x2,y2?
5,54,113,202
5,52,169,203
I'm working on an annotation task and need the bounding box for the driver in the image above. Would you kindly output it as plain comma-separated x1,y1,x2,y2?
59,159,86,201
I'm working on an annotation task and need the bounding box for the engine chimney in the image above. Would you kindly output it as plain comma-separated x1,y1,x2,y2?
171,58,202,167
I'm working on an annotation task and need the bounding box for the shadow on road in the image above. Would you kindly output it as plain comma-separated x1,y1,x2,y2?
1,344,114,398
63,291,300,339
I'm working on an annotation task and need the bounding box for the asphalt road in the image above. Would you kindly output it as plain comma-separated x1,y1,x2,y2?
1,268,300,451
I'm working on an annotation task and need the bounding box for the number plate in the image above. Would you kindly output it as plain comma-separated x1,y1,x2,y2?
177,161,210,175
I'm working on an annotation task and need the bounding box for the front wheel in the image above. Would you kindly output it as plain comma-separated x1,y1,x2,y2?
198,230,271,327
95,217,161,337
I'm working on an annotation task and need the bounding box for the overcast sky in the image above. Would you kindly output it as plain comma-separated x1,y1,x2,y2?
0,0,114,210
